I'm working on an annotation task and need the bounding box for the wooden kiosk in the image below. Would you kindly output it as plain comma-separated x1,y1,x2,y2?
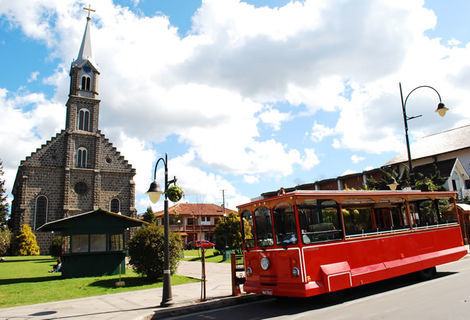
38,209,144,277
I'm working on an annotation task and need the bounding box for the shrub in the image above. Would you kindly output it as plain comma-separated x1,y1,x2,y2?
16,224,40,256
0,227,12,256
49,236,63,257
128,225,182,281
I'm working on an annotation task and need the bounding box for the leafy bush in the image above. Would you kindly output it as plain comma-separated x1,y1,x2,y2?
128,225,182,281
49,236,63,257
0,227,12,256
16,224,40,256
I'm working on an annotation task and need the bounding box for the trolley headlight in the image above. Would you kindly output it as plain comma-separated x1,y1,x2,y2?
292,267,300,278
246,267,253,276
260,257,270,270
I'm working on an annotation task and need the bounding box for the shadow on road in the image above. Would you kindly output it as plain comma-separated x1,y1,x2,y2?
175,271,456,320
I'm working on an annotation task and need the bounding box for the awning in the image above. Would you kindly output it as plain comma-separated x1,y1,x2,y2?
457,203,470,213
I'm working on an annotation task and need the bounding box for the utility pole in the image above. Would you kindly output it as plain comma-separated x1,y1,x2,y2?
222,189,226,214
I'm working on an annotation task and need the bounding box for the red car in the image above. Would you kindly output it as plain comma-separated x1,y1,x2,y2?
187,240,215,249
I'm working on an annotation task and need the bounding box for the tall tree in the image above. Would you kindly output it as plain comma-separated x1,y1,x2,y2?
142,206,156,224
0,159,9,226
214,212,243,251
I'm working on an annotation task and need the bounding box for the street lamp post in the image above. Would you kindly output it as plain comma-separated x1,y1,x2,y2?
399,82,448,188
146,153,177,307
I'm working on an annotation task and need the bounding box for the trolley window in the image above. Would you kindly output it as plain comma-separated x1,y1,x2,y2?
254,206,274,248
342,206,374,235
298,199,343,244
438,197,458,223
273,203,298,246
409,199,439,227
241,210,256,248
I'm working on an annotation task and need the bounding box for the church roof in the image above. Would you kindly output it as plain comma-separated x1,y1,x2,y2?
72,16,99,72
384,124,470,166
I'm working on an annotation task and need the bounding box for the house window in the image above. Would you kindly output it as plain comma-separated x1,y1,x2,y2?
76,147,87,168
78,108,90,131
187,218,194,226
81,75,91,91
110,199,120,213
201,216,211,225
35,196,48,229
71,234,89,253
90,234,106,252
109,234,123,251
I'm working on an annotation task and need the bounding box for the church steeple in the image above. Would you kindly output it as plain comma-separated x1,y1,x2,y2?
66,6,100,132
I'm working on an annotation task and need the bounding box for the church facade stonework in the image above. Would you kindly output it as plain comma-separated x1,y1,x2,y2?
10,14,136,253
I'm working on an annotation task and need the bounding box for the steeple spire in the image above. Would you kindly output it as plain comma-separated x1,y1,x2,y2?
72,5,98,71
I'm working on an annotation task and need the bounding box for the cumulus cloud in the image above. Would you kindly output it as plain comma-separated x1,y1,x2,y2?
351,155,365,164
2,0,470,213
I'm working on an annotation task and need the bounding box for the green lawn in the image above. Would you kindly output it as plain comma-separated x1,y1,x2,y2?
182,249,231,263
0,256,197,308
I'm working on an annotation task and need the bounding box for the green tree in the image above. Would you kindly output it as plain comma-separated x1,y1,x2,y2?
128,225,182,281
0,159,9,226
214,212,243,252
366,168,409,190
16,224,40,256
414,166,447,191
142,206,156,224
0,227,12,256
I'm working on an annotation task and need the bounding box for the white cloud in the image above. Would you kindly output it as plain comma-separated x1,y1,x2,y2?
351,155,365,164
311,121,335,142
258,106,291,131
0,88,64,194
27,71,39,83
243,175,259,184
2,0,470,213
341,169,357,176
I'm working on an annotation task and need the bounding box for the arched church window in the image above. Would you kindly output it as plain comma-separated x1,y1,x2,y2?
76,147,88,168
81,75,91,91
110,199,120,213
78,109,90,131
35,196,48,229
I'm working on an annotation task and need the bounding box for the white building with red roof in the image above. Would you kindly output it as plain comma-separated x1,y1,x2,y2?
155,203,234,245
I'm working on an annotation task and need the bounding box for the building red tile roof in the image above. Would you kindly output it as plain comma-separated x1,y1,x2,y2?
155,203,235,217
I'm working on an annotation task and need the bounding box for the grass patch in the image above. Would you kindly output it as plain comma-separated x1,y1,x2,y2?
0,256,197,308
182,249,231,263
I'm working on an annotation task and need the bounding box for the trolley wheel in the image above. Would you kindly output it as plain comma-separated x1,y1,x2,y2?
416,266,437,281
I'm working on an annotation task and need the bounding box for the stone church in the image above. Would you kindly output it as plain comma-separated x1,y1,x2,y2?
10,13,136,253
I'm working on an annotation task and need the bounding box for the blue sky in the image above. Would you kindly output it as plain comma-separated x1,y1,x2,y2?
1,0,470,213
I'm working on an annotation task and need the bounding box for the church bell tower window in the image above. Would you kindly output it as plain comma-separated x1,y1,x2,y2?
81,75,91,91
78,108,90,131
76,147,88,168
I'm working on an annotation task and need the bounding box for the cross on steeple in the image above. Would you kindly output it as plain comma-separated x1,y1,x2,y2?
83,4,96,19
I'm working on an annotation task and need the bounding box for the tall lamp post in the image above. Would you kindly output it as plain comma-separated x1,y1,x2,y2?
146,153,177,307
399,82,448,188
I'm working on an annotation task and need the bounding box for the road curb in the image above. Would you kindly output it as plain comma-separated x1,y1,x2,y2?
144,294,268,319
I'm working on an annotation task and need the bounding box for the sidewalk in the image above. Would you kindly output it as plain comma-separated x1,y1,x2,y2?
0,261,259,320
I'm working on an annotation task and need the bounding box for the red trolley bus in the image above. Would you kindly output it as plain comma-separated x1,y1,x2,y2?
238,190,467,297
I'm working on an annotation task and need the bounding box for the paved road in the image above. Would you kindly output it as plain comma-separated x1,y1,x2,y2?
167,257,470,320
